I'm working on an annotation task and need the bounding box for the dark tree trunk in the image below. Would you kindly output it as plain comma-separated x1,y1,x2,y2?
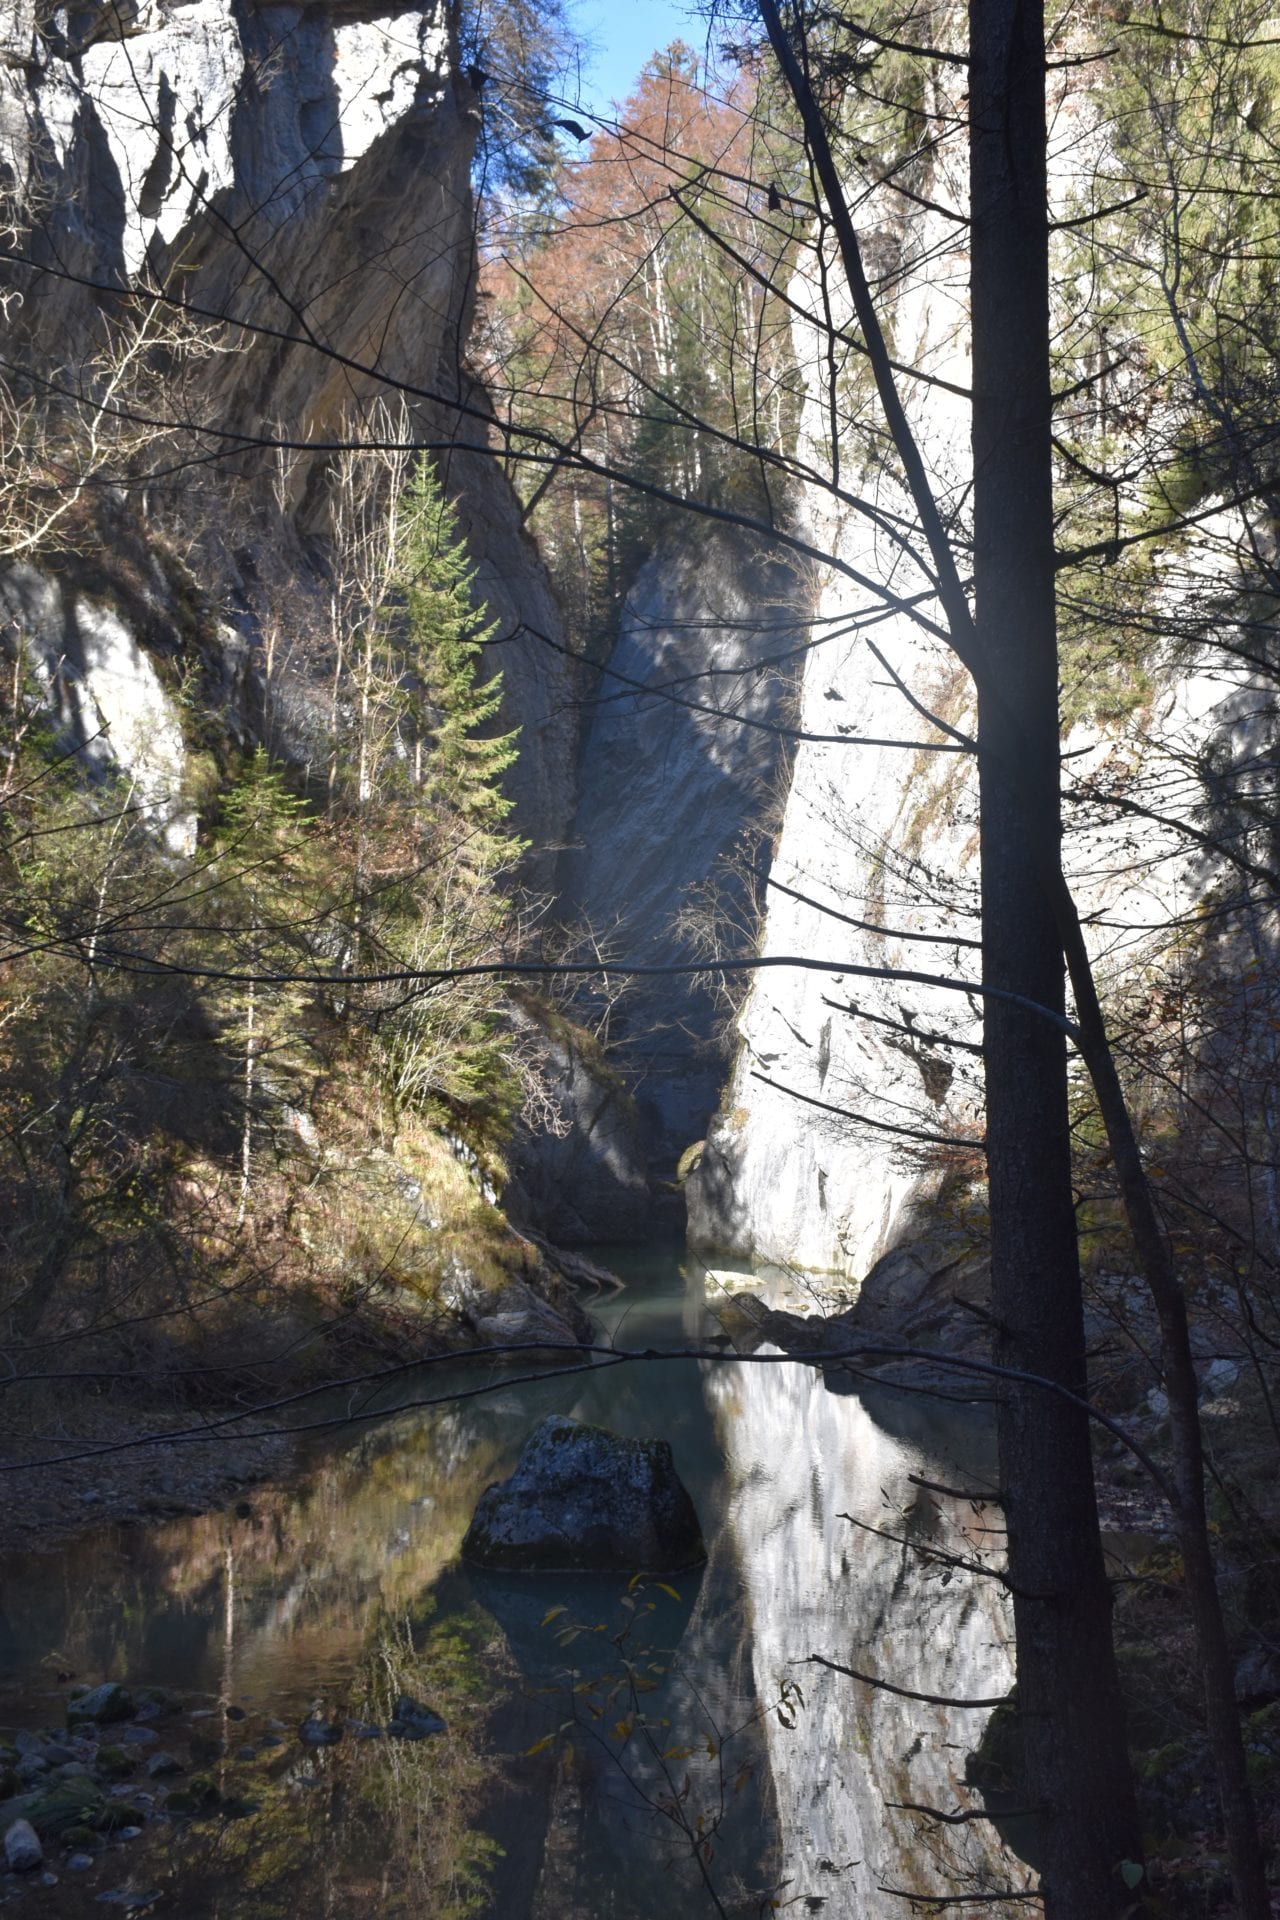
969,0,1143,1910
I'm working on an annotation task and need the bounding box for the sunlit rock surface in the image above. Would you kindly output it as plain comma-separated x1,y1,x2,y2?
688,84,1257,1289
462,1414,705,1572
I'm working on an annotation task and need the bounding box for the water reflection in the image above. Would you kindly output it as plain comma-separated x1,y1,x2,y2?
0,1246,1021,1916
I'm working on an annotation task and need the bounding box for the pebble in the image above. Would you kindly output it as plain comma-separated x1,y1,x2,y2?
224,1706,246,1723
117,1827,142,1841
38,1873,57,1889
118,1728,157,1747
144,1754,181,1779
66,1854,95,1873
234,1746,256,1763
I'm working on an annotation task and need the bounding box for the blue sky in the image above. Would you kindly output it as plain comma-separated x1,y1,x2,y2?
567,0,713,110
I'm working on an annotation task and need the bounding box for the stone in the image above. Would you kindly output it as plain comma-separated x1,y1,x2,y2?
386,1698,445,1742
297,1718,342,1747
24,1776,107,1836
144,1753,181,1780
461,1415,705,1573
66,1686,134,1729
66,1854,95,1872
4,1818,42,1871
95,1802,147,1833
1235,1646,1280,1705
117,1727,157,1747
234,1746,256,1763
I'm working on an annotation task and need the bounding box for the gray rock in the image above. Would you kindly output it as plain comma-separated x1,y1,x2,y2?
4,1818,42,1871
66,1685,134,1728
144,1754,181,1780
66,1854,94,1872
1234,1646,1280,1705
117,1727,157,1747
1202,1357,1240,1397
234,1746,256,1763
297,1718,342,1748
461,1415,705,1573
550,530,809,1199
12,1733,45,1758
386,1698,446,1742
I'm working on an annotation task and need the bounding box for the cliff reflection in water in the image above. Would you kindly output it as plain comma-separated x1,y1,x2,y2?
703,1276,1020,1913
0,1249,1023,1916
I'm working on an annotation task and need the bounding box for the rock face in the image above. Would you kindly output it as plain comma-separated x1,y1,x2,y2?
685,108,1255,1289
559,528,811,1181
503,1000,653,1244
0,0,579,868
461,1415,705,1572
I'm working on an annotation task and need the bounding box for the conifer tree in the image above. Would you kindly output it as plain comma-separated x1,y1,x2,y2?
353,458,525,1142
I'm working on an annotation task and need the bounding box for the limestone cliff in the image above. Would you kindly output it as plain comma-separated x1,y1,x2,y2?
0,0,577,862
558,527,811,1196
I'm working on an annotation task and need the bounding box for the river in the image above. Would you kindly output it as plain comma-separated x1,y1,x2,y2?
0,1246,1023,1917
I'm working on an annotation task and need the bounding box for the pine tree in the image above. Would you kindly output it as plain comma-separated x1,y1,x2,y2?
354,458,526,1143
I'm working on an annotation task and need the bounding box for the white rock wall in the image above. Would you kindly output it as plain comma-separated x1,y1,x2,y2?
689,61,1253,1283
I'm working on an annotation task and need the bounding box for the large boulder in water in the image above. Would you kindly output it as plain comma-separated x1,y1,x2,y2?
461,1415,705,1573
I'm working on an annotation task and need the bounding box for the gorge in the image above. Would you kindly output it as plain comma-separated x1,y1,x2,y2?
2,0,1278,1913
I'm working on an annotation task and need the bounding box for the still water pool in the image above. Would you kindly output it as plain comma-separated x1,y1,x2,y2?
0,1247,1022,1917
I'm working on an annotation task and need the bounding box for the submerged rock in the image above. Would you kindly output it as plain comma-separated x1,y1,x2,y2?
66,1684,134,1728
298,1718,342,1748
461,1415,705,1573
387,1697,446,1741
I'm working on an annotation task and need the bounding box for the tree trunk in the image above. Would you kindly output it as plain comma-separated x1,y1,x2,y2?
969,0,1143,1910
